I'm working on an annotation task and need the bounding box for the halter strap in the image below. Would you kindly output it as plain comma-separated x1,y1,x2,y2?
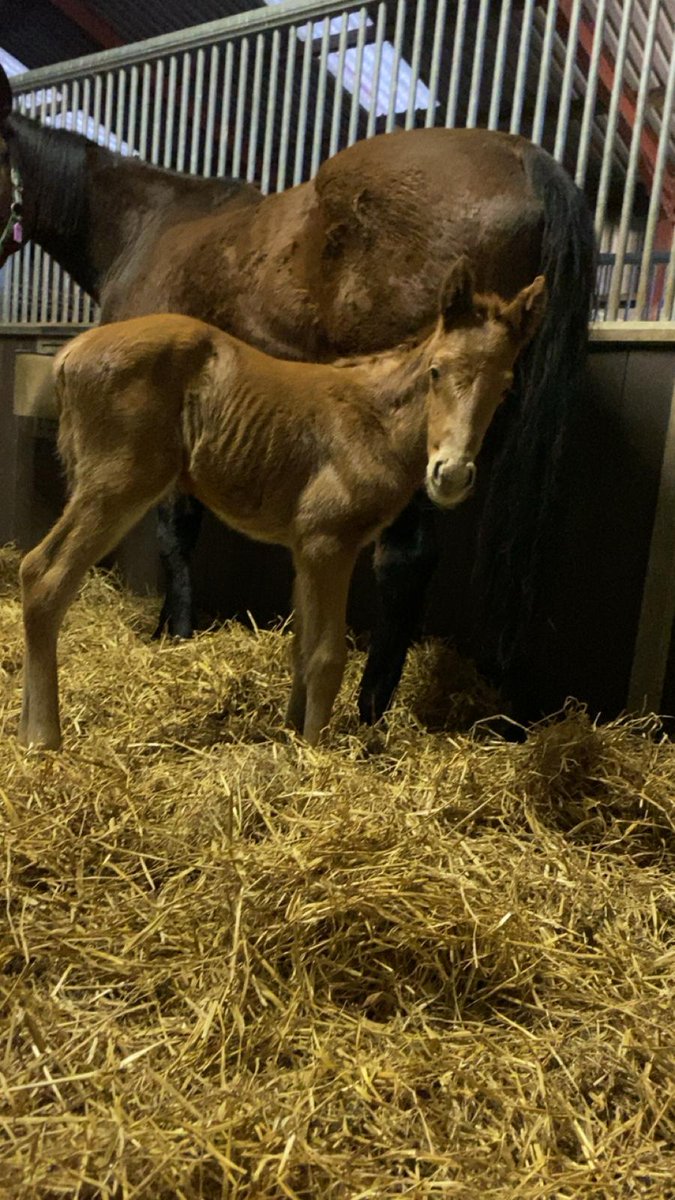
0,166,24,264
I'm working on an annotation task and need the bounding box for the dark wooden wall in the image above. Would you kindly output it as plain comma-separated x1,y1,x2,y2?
1,330,674,718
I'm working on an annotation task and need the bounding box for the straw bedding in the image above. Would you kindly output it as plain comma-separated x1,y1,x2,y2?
1,543,674,1199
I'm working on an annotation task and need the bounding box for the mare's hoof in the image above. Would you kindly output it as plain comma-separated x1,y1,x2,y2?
357,687,390,727
152,616,195,640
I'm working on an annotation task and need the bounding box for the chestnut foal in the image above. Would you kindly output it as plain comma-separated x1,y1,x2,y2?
19,261,545,749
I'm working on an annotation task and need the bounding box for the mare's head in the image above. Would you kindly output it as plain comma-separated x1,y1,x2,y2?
422,258,547,508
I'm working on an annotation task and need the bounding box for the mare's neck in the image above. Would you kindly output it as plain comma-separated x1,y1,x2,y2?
5,113,256,301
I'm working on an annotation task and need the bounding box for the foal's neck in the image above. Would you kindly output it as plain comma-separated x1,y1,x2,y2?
343,337,430,475
341,337,429,409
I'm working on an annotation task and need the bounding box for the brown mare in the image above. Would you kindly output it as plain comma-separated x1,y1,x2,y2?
19,263,545,750
0,65,594,722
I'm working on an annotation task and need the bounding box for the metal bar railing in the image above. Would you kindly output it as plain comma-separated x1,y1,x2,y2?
638,40,675,319
607,0,661,319
2,0,673,329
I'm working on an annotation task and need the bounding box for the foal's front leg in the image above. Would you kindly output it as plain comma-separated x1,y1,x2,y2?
292,549,356,745
286,577,307,733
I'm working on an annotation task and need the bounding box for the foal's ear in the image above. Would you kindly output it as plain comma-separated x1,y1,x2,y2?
440,257,476,327
0,65,12,126
502,274,547,346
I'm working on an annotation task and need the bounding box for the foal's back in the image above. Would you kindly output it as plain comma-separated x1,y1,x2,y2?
56,314,376,543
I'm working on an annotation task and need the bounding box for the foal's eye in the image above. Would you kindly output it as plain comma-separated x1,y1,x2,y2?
429,365,440,382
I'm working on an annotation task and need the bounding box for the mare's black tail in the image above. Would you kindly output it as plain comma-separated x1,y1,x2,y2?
471,144,596,680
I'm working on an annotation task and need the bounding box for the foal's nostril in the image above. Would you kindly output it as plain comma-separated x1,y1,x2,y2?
432,459,444,485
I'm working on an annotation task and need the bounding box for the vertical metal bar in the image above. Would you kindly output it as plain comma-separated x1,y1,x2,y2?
607,0,660,320
38,81,50,324
151,59,164,164
636,40,675,317
575,0,607,185
329,12,350,155
204,46,219,177
58,81,71,323
311,18,331,170
71,78,84,321
247,34,265,183
366,3,386,138
92,72,103,142
176,53,191,172
26,88,41,325
232,37,249,179
293,24,313,184
553,0,582,161
425,0,447,129
262,30,280,192
405,0,425,130
82,77,93,321
386,0,406,133
103,69,114,145
348,7,368,145
84,76,100,324
594,0,634,239
190,48,205,174
127,64,138,155
467,0,490,129
139,62,151,160
163,56,178,169
445,0,468,128
488,0,512,131
664,236,675,322
114,67,126,151
510,0,535,134
49,81,63,325
16,91,27,322
532,0,557,145
217,42,235,177
277,27,296,192
1,261,10,324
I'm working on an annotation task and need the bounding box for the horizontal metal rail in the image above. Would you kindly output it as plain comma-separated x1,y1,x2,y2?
9,0,367,87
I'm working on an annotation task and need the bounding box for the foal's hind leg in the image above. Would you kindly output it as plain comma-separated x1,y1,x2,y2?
358,493,438,724
21,482,173,750
154,495,205,639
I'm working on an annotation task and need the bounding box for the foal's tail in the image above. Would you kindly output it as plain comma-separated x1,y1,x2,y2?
471,143,596,685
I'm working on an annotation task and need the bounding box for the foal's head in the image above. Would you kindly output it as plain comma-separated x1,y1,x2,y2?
422,259,547,508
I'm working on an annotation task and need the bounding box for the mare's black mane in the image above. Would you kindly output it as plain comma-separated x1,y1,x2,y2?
3,112,252,296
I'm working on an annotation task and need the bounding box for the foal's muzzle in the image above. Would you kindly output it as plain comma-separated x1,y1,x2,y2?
426,456,476,508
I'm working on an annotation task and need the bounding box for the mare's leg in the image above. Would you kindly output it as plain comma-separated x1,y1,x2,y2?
292,549,356,745
358,493,439,724
286,577,307,733
21,479,175,750
154,495,205,639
